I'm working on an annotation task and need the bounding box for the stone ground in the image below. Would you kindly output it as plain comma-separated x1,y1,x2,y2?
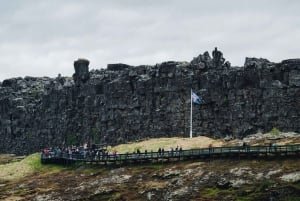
1,159,300,201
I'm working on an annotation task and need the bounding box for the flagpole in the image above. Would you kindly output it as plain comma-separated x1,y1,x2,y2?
190,89,193,138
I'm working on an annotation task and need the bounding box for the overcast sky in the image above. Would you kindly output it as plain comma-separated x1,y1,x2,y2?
0,0,299,81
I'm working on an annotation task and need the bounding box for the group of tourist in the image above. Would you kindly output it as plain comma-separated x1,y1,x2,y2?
157,146,183,156
42,143,186,161
133,146,183,158
42,143,113,160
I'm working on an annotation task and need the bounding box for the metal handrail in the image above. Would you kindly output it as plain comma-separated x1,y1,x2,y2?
41,144,300,163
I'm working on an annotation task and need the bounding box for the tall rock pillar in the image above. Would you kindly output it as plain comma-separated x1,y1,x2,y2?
73,58,90,86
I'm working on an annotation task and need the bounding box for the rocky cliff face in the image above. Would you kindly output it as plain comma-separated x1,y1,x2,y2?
0,49,299,154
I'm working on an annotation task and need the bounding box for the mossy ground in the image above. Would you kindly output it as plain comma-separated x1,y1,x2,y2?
199,180,300,201
1,157,300,200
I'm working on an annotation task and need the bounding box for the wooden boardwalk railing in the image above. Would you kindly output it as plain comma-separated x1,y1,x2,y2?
41,144,300,165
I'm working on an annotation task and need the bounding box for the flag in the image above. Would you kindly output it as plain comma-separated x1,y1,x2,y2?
192,91,201,104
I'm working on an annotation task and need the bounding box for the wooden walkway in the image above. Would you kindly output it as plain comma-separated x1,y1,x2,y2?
41,144,300,166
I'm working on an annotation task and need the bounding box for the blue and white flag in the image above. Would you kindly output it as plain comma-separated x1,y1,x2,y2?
192,91,201,104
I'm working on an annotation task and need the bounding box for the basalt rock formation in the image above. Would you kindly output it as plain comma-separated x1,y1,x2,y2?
0,48,299,154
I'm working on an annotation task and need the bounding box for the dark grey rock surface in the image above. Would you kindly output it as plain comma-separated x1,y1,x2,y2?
0,49,299,154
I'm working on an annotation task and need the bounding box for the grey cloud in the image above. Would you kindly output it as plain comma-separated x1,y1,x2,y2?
0,0,300,81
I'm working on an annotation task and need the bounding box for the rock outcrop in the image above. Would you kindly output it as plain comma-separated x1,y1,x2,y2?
0,49,299,154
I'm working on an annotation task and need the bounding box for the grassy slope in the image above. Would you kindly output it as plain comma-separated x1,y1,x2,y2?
110,136,224,153
0,153,64,182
